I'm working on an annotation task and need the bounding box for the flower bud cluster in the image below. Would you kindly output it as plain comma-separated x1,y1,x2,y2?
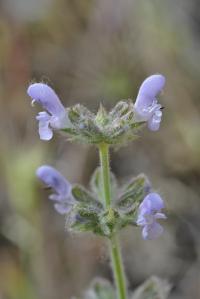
63,101,144,146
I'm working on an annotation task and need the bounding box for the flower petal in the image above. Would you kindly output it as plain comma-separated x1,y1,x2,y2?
135,74,165,108
36,165,71,198
54,203,72,215
138,196,152,213
134,74,165,124
27,83,65,116
155,212,167,220
49,193,74,205
142,222,164,240
36,111,53,140
144,193,164,211
148,109,162,131
136,214,146,226
50,112,72,130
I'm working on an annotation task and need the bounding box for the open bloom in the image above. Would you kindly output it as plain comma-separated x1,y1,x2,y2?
27,83,70,140
36,165,74,214
137,192,166,240
134,74,165,131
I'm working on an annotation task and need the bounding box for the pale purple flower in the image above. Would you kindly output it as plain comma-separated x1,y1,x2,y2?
27,83,71,140
137,192,166,240
36,165,74,214
134,74,166,131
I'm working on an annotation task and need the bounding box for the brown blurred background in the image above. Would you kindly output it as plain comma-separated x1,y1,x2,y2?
0,0,200,298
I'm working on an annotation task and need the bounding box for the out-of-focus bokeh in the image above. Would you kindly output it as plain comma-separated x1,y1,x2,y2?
1,0,200,298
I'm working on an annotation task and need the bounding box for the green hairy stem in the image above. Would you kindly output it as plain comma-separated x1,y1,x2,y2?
99,143,127,299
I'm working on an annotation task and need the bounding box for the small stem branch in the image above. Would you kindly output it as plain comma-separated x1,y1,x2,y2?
98,143,127,299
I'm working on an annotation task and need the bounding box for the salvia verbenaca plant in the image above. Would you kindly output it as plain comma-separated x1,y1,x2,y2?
27,74,167,299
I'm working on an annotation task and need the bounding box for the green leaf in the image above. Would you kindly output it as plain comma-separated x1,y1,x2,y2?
81,118,103,141
68,106,81,124
84,278,115,299
115,174,150,227
129,121,146,130
90,167,118,202
66,207,105,236
78,206,98,218
69,218,96,233
66,209,96,232
117,174,150,210
61,127,78,135
90,167,104,201
109,101,130,119
131,276,171,299
68,104,94,124
72,185,102,208
95,104,109,127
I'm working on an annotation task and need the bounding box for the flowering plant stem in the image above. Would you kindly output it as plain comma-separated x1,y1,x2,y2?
99,143,127,299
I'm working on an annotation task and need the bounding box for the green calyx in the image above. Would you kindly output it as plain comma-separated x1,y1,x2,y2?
62,101,145,147
65,168,150,238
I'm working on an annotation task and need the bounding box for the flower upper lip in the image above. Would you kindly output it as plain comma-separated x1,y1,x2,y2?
27,83,66,117
36,165,74,214
134,74,166,131
27,83,71,140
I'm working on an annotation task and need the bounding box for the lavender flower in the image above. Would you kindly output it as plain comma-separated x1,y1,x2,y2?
27,83,71,140
36,165,74,214
134,74,166,131
137,192,166,240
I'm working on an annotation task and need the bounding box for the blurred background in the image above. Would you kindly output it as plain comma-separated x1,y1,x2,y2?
0,0,200,298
